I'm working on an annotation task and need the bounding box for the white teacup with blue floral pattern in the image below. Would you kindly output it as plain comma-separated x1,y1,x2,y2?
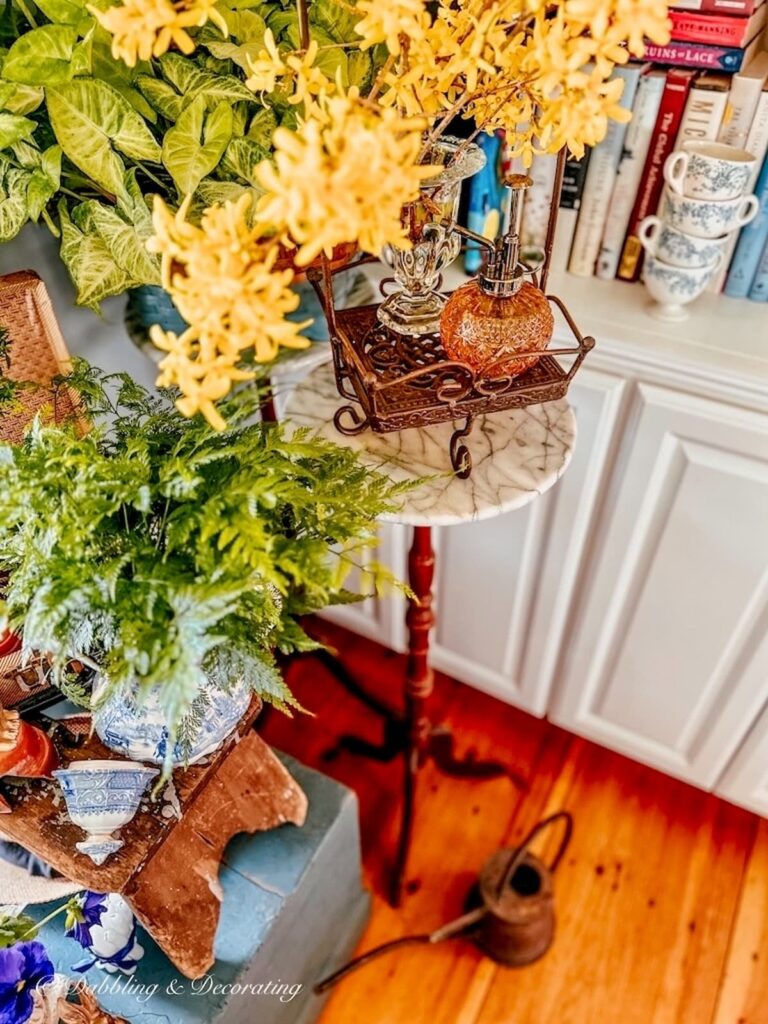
638,215,729,269
664,141,756,201
643,252,723,322
663,187,759,239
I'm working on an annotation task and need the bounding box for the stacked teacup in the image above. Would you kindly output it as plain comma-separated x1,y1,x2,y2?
639,141,759,322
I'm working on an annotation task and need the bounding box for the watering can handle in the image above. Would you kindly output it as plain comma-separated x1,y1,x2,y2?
495,811,574,900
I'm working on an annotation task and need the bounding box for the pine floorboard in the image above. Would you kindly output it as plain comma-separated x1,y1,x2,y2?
259,622,768,1024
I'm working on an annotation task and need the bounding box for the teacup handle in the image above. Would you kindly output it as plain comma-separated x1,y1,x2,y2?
734,195,760,229
638,215,661,254
664,151,689,196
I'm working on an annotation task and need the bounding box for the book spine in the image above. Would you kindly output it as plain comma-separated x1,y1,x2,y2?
597,72,666,280
671,0,757,13
642,41,752,72
718,53,768,149
745,88,768,191
708,87,768,291
521,154,558,254
676,74,730,145
551,207,579,276
669,9,763,47
618,70,694,281
568,66,643,277
724,154,768,297
747,236,768,299
560,150,591,210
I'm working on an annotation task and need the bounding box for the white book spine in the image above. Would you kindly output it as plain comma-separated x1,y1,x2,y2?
568,67,642,277
717,52,768,149
709,88,768,291
521,154,557,253
597,73,666,280
745,88,768,190
676,81,730,145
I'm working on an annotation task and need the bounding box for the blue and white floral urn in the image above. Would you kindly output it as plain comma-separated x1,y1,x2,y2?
66,892,144,975
53,760,158,865
93,677,252,766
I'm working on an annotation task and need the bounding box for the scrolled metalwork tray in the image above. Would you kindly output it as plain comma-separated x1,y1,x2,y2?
309,260,594,477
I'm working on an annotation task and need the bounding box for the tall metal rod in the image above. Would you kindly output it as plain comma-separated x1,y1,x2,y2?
296,0,310,49
540,146,567,293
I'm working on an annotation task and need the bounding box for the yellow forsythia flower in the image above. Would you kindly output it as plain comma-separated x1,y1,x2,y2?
90,0,227,66
148,194,310,429
355,0,428,55
245,30,334,104
254,92,438,265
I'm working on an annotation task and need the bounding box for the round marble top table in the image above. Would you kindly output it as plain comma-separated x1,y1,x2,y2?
285,360,578,906
285,363,577,526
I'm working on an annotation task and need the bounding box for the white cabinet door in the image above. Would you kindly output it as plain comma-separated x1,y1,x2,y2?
717,690,768,815
428,367,628,714
320,522,409,648
551,383,768,788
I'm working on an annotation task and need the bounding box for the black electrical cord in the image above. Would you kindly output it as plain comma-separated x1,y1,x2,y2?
314,908,487,994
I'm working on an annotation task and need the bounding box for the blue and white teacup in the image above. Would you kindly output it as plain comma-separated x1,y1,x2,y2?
642,252,722,322
664,141,756,201
663,187,759,239
638,215,729,269
53,759,158,865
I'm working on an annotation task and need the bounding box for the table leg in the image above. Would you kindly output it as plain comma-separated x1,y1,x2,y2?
391,525,435,905
298,526,524,905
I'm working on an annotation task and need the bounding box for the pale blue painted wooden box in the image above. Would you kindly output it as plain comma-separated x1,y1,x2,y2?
32,755,370,1024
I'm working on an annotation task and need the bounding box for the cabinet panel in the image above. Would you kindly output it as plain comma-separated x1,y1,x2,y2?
429,367,627,713
717,677,768,816
552,384,768,787
320,523,408,649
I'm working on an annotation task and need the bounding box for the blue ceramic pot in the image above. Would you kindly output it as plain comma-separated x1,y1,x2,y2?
93,678,252,766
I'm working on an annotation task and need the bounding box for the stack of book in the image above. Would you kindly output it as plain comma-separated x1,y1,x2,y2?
521,6,768,302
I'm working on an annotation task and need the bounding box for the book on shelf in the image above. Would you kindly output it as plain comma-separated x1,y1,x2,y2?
747,236,768,298
671,0,762,13
709,79,768,291
597,69,667,280
520,154,558,257
669,3,767,47
724,152,768,297
641,33,763,72
552,152,590,274
676,72,731,144
718,51,768,148
568,65,645,277
560,150,592,210
617,69,695,281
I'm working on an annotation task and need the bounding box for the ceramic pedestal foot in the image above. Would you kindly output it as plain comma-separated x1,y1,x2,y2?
76,836,124,865
647,300,690,323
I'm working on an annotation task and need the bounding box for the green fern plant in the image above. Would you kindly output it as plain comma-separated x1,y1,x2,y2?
0,361,407,756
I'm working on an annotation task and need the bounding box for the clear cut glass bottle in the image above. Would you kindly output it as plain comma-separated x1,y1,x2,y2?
440,175,554,379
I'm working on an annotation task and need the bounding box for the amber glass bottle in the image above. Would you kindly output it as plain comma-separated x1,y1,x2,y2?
440,175,554,379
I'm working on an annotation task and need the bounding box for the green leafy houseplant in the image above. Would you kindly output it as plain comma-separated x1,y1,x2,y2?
0,362,406,762
0,0,381,309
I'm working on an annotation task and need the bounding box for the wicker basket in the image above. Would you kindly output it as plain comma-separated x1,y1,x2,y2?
0,270,78,445
0,270,75,707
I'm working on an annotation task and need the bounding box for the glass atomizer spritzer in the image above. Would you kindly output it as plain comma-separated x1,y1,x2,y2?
440,174,555,379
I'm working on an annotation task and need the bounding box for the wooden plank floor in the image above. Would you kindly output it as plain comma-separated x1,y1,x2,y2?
260,622,768,1024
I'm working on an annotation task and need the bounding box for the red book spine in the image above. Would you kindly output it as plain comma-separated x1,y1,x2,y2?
670,10,753,45
618,69,695,281
671,0,757,14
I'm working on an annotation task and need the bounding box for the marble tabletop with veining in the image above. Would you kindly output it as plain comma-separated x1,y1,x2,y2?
285,364,577,527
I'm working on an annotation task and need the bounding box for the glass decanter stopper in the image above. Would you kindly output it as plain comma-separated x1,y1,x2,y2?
440,174,554,379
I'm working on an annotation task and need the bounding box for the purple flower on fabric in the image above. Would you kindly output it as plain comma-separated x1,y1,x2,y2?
65,892,107,949
0,941,54,1024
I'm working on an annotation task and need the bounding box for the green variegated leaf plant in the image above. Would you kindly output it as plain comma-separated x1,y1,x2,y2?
0,0,380,309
